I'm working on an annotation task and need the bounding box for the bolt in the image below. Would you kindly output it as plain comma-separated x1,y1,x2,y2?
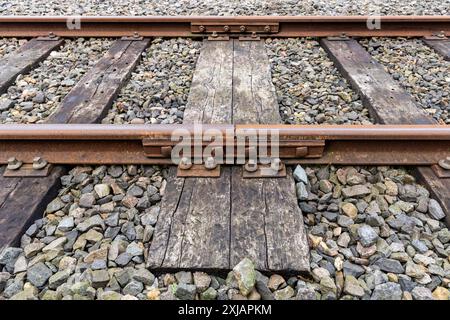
179,157,192,170
211,31,218,38
198,25,206,32
133,32,140,38
7,157,22,171
264,25,271,33
251,32,257,38
223,25,230,32
240,25,246,32
244,159,258,172
48,32,56,38
438,31,445,38
204,156,217,170
32,157,48,170
438,156,450,170
340,33,347,38
270,158,282,172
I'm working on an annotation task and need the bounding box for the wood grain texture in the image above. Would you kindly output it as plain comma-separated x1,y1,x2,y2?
0,166,65,250
0,38,63,94
149,39,310,274
423,39,450,61
321,38,449,221
183,40,233,124
321,39,433,124
415,167,450,226
148,39,233,271
0,40,149,249
48,39,150,124
233,40,281,124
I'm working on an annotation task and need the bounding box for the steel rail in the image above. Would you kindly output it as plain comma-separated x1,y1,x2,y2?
0,124,448,139
0,124,448,167
0,16,449,37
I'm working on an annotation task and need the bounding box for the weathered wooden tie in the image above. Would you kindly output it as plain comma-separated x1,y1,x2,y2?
48,38,151,123
0,38,63,94
148,39,310,274
0,38,150,249
322,38,450,225
423,38,450,60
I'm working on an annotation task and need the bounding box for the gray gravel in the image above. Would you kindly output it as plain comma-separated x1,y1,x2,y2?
0,38,112,124
266,38,372,124
0,0,448,15
360,38,450,124
1,164,449,300
1,165,167,300
0,38,25,59
103,38,201,124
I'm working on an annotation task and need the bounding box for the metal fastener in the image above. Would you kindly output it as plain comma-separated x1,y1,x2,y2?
244,159,258,172
223,25,230,32
179,157,192,170
204,156,217,170
438,156,450,170
32,157,48,170
211,31,218,38
270,158,282,172
240,25,246,32
7,157,22,170
264,25,271,32
48,32,56,38
198,25,206,32
133,32,140,38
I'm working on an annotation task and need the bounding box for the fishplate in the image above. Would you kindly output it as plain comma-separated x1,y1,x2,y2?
3,157,52,177
141,135,324,178
191,22,279,37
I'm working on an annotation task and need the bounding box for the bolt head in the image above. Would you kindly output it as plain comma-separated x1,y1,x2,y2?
179,157,192,170
244,159,258,172
204,156,217,170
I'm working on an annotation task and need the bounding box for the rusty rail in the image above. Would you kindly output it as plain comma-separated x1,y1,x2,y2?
0,16,449,37
0,124,448,168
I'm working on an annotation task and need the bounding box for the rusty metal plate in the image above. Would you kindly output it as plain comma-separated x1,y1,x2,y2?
432,164,450,179
242,163,287,179
207,35,230,41
238,35,261,41
3,163,53,177
176,164,221,178
191,22,279,34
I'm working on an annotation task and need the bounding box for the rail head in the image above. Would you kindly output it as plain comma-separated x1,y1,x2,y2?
0,124,448,140
0,15,449,37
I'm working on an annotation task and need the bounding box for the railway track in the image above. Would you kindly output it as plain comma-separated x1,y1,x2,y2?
0,16,449,300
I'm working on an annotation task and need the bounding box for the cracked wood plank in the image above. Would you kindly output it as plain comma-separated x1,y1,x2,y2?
321,38,432,124
322,38,450,220
0,167,64,250
48,38,150,123
148,40,233,271
423,39,450,61
149,39,310,274
183,40,233,124
0,39,149,250
0,38,63,94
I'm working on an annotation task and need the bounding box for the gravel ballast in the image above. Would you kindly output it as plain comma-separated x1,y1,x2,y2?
0,0,448,15
0,38,25,59
266,38,372,124
103,38,201,125
1,164,449,300
360,38,450,124
0,38,112,124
